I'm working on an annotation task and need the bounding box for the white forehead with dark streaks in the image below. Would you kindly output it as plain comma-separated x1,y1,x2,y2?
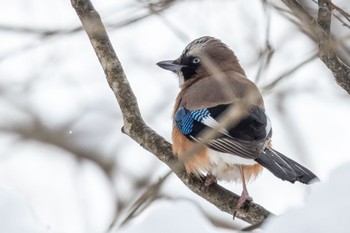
181,36,215,57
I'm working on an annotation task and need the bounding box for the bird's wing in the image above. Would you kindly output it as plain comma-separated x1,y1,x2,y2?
174,104,271,159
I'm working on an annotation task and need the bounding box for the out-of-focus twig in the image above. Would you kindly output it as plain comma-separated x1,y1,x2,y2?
0,106,116,176
254,1,275,83
109,171,172,230
0,0,175,37
0,0,175,62
262,53,318,93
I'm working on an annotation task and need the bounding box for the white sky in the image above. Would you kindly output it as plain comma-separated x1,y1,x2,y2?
0,0,349,232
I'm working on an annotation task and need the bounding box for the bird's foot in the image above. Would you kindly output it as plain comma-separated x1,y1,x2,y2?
204,173,217,187
233,190,253,218
236,193,252,210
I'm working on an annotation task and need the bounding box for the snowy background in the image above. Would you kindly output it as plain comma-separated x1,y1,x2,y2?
0,0,349,232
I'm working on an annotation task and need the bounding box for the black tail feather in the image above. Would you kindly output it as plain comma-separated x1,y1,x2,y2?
255,148,318,184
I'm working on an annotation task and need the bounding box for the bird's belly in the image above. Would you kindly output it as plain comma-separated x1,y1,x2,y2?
207,149,261,182
208,149,257,166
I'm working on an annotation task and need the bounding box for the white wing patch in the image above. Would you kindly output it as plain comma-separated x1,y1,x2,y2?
265,115,272,137
201,116,228,134
201,115,219,128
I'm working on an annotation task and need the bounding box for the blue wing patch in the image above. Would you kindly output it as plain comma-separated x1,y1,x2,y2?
175,107,192,135
175,107,211,135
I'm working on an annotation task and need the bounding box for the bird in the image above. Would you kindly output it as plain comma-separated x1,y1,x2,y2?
157,36,318,210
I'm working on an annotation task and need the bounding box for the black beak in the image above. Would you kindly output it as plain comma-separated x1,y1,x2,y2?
156,60,185,73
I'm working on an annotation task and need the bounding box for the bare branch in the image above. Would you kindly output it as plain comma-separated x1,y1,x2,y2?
280,0,350,94
70,0,272,226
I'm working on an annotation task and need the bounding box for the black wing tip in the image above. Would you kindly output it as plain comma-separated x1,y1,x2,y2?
297,174,320,185
257,148,319,185
271,168,319,185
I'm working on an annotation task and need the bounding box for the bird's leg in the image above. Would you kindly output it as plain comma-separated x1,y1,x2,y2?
236,165,253,210
204,172,217,187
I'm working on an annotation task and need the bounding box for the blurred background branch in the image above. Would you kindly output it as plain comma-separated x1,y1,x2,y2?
281,0,350,94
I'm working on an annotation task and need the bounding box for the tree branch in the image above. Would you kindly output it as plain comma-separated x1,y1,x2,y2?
281,0,350,94
70,0,272,226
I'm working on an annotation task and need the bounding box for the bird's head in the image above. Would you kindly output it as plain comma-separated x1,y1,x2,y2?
157,36,245,86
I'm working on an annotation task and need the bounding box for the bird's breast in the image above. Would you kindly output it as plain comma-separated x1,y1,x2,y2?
172,126,211,175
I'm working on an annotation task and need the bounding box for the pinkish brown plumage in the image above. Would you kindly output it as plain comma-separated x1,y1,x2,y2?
157,36,318,211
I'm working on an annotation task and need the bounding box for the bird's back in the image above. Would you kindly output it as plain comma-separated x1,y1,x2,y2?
177,71,264,111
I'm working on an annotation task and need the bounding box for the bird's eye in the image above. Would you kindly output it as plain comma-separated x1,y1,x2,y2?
192,57,200,64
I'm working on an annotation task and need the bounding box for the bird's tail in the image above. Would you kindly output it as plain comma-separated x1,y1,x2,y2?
255,147,318,184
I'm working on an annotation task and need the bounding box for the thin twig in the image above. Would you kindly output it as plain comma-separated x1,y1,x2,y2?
262,53,318,93
109,171,172,230
254,1,275,83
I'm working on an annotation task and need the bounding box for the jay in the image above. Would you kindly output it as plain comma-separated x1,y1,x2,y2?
157,36,317,210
